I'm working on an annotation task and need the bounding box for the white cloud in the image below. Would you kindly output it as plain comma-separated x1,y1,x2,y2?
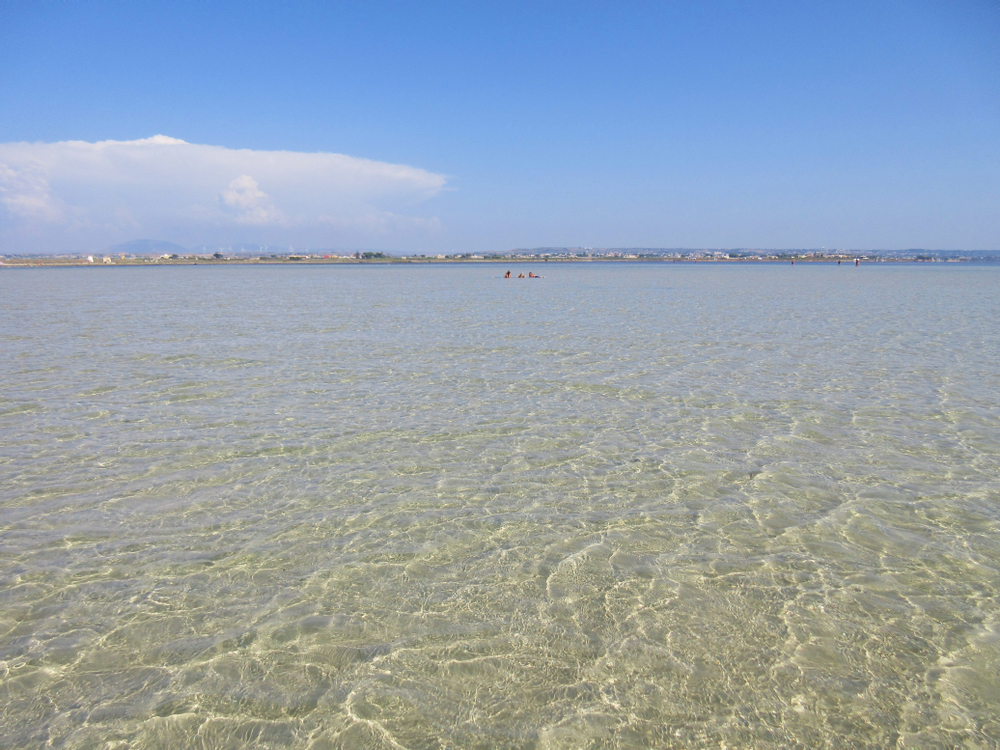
0,136,447,251
0,161,64,223
219,175,282,225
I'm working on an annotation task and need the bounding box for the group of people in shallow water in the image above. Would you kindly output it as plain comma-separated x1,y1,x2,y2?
503,271,542,279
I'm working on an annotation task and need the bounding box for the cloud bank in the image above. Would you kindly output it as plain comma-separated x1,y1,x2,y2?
0,136,447,251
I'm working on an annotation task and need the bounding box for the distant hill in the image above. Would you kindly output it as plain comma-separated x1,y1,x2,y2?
107,239,189,255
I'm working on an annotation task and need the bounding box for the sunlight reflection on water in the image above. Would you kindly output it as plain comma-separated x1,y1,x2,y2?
1,262,999,748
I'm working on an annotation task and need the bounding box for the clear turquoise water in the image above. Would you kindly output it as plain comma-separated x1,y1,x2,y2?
1,262,999,748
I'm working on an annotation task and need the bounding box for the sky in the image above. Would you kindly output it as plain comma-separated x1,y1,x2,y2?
1,0,998,254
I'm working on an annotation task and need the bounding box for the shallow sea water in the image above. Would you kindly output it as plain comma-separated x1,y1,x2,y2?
1,262,999,749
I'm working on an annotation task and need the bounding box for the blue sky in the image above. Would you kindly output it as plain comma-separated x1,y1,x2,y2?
1,0,998,253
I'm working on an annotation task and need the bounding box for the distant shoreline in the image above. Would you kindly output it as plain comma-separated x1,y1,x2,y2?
1,256,994,268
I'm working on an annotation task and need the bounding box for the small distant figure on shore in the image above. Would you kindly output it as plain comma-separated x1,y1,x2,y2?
856,259,860,267
504,270,511,278
838,260,842,265
528,272,542,278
